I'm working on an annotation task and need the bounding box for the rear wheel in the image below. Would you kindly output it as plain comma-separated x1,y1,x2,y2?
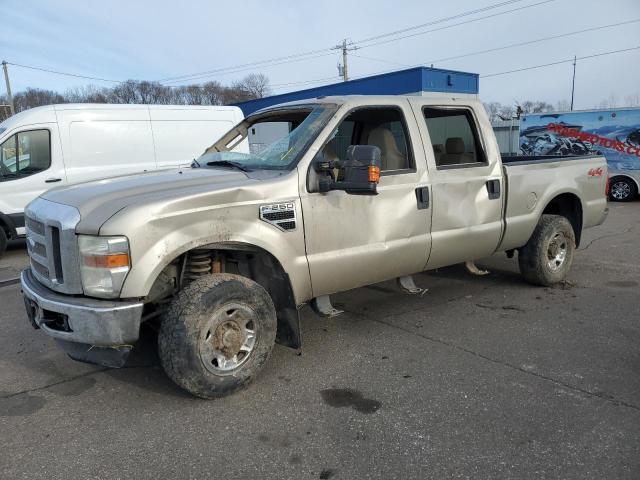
609,176,637,202
518,214,576,286
158,273,277,399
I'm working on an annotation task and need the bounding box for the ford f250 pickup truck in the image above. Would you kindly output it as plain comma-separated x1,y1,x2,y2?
20,95,608,398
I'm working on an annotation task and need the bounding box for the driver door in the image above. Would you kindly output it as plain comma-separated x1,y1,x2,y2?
300,102,432,297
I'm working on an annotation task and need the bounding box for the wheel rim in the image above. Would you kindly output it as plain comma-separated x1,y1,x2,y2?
546,232,568,272
199,302,258,375
611,181,630,200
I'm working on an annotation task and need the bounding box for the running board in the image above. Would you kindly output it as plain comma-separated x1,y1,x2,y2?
310,295,343,317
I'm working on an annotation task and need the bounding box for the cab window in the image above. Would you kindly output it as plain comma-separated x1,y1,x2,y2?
0,130,51,181
320,107,413,174
423,108,486,168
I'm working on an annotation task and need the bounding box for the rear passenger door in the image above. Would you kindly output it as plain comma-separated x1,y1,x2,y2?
410,101,504,268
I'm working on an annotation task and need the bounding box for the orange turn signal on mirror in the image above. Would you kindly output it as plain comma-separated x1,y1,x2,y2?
368,165,380,183
82,253,130,268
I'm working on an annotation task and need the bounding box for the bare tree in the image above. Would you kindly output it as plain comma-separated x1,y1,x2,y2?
483,102,502,122
596,94,619,109
624,93,640,107
556,100,571,112
517,100,554,114
11,88,66,112
2,73,270,112
235,73,271,99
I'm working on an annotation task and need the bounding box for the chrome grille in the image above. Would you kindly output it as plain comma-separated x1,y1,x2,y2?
27,240,47,258
26,217,45,235
31,259,50,278
25,198,83,294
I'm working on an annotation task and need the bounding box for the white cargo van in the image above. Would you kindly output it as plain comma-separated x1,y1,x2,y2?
0,104,246,254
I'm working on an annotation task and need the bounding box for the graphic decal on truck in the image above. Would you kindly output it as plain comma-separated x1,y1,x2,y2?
519,108,640,172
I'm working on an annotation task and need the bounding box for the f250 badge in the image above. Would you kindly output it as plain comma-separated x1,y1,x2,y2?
587,167,604,177
259,203,297,231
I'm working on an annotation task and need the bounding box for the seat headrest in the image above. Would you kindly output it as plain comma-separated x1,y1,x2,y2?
433,144,444,154
368,127,401,155
445,137,465,154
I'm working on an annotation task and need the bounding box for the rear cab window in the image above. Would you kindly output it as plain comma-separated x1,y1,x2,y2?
423,108,487,168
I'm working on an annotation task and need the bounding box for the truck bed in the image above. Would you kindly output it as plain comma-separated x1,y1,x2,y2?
498,153,608,252
501,154,598,165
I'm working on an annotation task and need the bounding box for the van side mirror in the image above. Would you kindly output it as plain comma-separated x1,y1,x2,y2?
317,145,381,195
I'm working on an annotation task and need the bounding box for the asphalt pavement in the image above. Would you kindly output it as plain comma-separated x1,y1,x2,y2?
1,202,638,479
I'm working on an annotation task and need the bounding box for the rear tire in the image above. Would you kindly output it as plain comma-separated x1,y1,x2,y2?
609,176,637,202
518,214,576,287
0,228,7,258
158,273,277,399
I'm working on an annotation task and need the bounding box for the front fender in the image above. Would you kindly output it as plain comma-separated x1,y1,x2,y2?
109,201,311,305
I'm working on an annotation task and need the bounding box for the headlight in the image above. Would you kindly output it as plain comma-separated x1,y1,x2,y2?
78,235,130,298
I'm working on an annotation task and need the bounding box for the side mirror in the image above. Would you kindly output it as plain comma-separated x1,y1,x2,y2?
317,145,381,195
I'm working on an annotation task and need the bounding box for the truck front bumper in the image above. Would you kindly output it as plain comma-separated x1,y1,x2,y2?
21,268,144,367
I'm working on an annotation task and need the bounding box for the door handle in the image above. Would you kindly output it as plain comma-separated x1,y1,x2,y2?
45,178,62,183
486,179,501,200
415,186,429,209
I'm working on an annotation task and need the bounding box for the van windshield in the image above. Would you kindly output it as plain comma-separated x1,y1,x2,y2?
196,104,336,171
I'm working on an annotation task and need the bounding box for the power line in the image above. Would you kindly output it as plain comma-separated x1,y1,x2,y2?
354,0,525,45
159,0,549,84
356,0,554,50
162,51,336,85
480,45,640,78
6,62,123,83
159,50,334,84
423,18,640,65
349,18,639,73
5,1,553,88
271,44,640,92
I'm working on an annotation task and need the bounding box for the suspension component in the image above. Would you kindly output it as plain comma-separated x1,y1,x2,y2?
184,249,212,281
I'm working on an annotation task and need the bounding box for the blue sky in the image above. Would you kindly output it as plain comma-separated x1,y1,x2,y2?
1,0,639,109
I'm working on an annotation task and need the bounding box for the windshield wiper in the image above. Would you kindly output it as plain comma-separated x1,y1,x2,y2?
206,160,252,172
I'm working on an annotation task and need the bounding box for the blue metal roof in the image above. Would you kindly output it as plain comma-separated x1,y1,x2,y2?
234,66,479,115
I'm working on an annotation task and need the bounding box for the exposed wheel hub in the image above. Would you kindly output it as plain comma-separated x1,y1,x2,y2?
199,303,258,375
213,321,244,358
546,233,568,272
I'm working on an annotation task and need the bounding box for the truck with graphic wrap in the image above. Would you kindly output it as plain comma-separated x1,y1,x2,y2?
20,95,608,398
519,107,640,201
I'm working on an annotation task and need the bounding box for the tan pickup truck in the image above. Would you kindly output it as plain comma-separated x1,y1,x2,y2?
20,95,608,398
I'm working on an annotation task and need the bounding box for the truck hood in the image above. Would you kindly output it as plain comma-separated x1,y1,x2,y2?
42,167,257,234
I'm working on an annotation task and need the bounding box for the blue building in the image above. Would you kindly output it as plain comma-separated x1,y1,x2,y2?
235,66,479,116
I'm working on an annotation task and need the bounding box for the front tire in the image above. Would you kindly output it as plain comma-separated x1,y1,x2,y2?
609,176,637,202
158,273,277,399
518,214,576,286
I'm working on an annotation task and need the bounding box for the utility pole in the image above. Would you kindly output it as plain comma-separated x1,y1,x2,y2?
333,39,358,82
570,55,576,111
2,61,15,116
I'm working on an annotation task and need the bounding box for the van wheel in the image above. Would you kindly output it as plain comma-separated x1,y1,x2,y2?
609,176,637,202
158,273,277,399
518,214,575,287
0,228,7,258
